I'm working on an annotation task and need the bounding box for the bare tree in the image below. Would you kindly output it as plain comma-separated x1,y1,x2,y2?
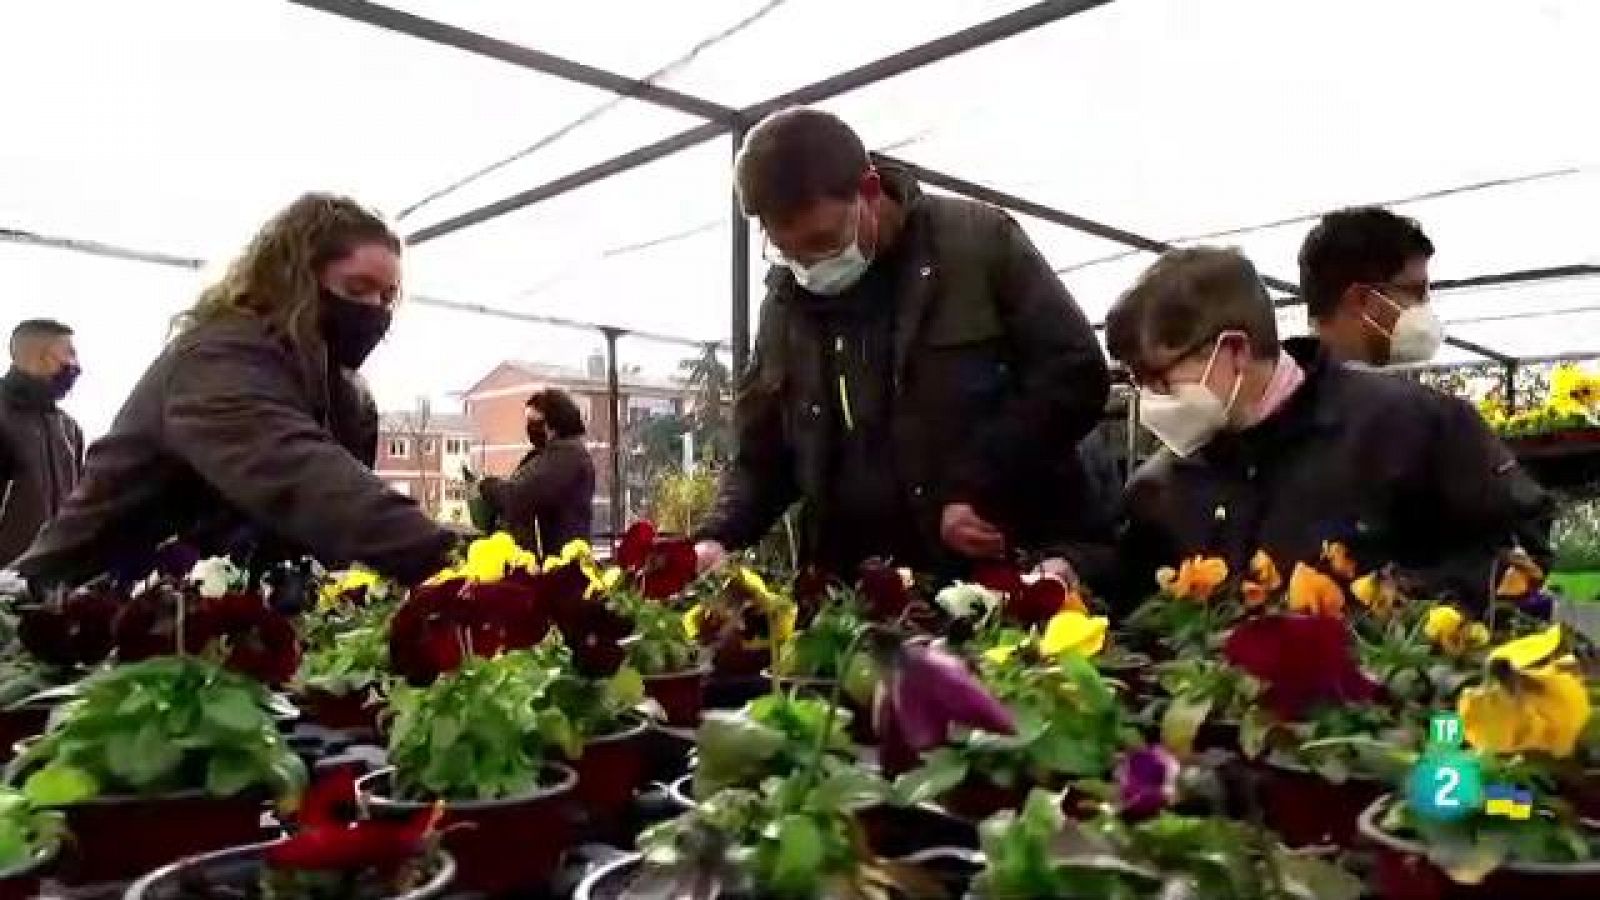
391,396,439,518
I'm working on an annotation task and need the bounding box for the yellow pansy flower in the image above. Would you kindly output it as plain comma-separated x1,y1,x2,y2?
1321,541,1358,581
1459,656,1590,759
1350,569,1400,619
1489,624,1562,669
1039,610,1108,659
1422,605,1489,656
1549,364,1600,417
319,568,379,610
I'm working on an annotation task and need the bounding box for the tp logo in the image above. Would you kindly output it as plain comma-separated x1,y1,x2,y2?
1409,713,1483,823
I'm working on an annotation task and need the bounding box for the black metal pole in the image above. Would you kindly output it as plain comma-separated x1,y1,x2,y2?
730,126,752,376
602,327,625,550
1504,359,1520,412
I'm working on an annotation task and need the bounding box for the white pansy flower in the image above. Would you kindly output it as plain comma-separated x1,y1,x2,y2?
935,582,1001,621
189,557,241,598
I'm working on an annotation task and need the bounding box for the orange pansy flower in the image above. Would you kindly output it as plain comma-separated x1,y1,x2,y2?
1496,548,1544,599
1288,562,1345,618
1241,550,1282,607
1155,556,1229,603
1321,541,1358,581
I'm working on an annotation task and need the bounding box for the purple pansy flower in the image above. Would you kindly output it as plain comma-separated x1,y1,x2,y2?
1116,746,1180,820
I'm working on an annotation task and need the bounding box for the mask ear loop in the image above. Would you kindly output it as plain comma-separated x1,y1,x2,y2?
1360,288,1403,340
1200,332,1247,421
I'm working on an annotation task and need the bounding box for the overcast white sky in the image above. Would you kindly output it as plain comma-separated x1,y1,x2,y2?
3,0,1597,439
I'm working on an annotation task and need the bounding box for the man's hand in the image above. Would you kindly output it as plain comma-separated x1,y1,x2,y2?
695,540,729,574
1036,557,1079,586
940,503,1006,560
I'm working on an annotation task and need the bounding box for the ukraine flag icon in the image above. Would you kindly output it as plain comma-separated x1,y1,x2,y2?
1484,784,1534,820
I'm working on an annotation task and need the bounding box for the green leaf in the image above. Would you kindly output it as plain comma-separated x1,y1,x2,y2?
203,686,264,734
1429,831,1509,885
1238,706,1275,759
205,752,259,797
109,720,183,789
893,752,969,806
770,814,825,896
430,713,462,752
23,764,98,807
1161,695,1214,758
608,665,645,709
692,711,785,797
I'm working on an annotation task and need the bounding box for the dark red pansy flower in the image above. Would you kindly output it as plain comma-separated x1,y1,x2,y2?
858,560,912,621
556,600,633,679
18,588,117,668
638,537,697,600
189,593,302,687
972,563,1025,597
111,584,194,663
1009,576,1070,628
388,577,548,686
615,521,658,573
267,772,441,873
1222,614,1378,721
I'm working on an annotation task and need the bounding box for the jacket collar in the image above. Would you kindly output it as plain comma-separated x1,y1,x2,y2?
1191,337,1344,466
1,367,57,412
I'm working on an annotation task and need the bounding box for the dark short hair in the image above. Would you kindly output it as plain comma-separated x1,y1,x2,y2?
1298,206,1434,319
1106,246,1280,373
10,319,73,358
734,107,869,223
527,388,585,439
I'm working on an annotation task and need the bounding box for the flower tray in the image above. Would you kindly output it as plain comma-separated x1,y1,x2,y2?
1359,794,1600,899
123,839,456,899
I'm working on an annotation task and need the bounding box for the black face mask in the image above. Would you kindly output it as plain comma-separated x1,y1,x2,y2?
526,420,549,449
319,289,392,369
48,363,80,400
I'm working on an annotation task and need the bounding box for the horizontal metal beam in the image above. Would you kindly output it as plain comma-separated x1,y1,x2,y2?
0,225,724,349
1433,263,1600,293
287,0,732,120
403,0,1112,244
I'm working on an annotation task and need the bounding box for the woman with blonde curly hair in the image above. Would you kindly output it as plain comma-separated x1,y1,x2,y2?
15,193,457,588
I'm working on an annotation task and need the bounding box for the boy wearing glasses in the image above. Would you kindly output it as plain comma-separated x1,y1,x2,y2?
1103,246,1547,610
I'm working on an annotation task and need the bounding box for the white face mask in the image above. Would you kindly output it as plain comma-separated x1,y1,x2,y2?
783,199,871,296
1366,290,1444,364
1138,337,1244,458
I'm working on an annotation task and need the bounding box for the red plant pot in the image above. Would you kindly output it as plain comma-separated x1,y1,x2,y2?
643,667,709,728
939,776,1030,822
58,790,267,884
571,716,651,831
1359,795,1600,899
295,687,381,737
1254,759,1385,848
0,844,56,900
360,764,577,896
0,704,51,764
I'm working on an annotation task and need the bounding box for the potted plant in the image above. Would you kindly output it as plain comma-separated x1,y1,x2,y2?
5,654,307,884
972,784,1362,899
536,645,653,836
596,522,709,728
582,765,953,898
364,651,578,895
0,583,119,761
1360,623,1600,897
895,609,1135,821
294,596,393,738
126,768,454,899
0,786,63,899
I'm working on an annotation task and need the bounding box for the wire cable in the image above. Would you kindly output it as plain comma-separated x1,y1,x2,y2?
396,0,789,222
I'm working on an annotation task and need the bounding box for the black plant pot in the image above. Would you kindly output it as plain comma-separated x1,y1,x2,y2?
123,839,456,899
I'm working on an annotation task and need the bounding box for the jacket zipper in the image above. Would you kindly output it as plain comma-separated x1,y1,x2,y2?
834,336,856,432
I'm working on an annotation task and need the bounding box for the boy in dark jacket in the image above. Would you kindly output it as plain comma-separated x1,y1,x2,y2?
1103,246,1550,611
694,108,1110,580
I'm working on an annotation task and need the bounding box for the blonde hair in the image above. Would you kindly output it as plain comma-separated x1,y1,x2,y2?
175,193,401,360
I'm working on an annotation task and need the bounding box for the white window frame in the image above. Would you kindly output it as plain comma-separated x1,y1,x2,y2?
388,438,410,458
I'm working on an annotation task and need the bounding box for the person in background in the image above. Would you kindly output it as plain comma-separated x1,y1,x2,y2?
478,388,595,554
1,320,85,567
695,107,1110,581
1300,206,1443,368
1105,246,1549,611
15,193,457,589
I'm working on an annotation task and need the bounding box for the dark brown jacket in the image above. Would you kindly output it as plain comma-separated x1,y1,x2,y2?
481,436,595,555
15,313,455,587
0,368,84,567
1111,338,1552,610
699,162,1111,576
